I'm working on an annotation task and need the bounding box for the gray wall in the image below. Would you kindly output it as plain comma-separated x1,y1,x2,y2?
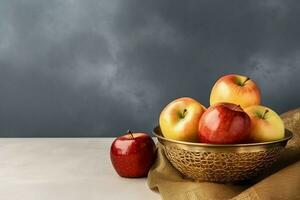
1,0,300,137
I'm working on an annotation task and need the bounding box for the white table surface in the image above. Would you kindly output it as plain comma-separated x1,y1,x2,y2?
0,138,160,200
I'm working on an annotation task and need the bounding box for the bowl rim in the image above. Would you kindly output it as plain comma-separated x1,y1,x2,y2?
152,126,293,147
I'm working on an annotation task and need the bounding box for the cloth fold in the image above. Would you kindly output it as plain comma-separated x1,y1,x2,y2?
148,108,300,200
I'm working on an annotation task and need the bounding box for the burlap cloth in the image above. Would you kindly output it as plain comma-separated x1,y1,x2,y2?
148,108,300,200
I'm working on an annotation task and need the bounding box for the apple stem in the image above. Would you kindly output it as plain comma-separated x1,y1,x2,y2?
242,77,250,86
262,109,269,119
182,109,187,118
127,130,134,138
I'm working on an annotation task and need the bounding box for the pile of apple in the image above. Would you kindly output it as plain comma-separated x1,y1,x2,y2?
110,74,285,178
160,74,285,144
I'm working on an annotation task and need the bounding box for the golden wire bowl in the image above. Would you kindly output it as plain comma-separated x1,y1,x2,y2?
153,126,293,183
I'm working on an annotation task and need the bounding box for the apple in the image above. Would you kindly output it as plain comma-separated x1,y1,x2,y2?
198,103,251,144
159,97,206,142
110,130,156,178
244,105,285,142
210,74,261,108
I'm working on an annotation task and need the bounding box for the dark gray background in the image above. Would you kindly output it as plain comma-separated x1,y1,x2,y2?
1,0,300,137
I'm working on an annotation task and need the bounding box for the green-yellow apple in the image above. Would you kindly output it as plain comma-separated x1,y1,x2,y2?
159,97,206,142
210,74,261,108
244,105,285,142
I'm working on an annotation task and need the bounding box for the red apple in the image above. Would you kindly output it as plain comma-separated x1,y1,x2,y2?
198,103,251,144
110,130,156,178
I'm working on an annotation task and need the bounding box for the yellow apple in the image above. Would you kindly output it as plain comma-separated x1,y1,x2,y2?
244,105,285,142
159,97,206,142
210,74,261,108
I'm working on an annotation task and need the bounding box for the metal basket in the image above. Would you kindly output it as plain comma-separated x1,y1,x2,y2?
153,126,293,183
